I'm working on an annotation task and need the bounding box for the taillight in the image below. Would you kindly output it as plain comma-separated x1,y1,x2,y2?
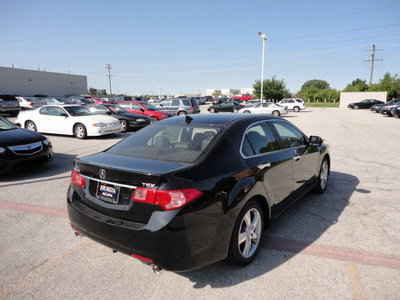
29,102,34,106
190,106,193,110
132,187,202,210
71,170,85,187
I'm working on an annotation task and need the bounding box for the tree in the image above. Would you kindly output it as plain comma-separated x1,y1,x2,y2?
301,79,330,93
212,89,222,98
253,76,290,101
369,72,400,99
232,89,241,96
343,78,369,92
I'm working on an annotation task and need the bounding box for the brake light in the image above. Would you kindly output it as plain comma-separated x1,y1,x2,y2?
132,187,202,210
71,170,85,187
29,102,34,106
190,106,193,110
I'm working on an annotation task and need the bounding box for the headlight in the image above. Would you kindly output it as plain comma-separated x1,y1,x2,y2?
0,147,6,155
92,123,107,127
42,138,51,146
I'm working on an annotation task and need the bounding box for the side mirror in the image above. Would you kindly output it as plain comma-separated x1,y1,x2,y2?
140,108,145,112
159,104,163,107
61,113,68,118
309,135,323,147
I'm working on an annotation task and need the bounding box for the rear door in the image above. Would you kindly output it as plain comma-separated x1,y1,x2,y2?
242,122,293,216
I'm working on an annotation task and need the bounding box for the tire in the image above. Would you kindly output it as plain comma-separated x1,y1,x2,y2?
210,108,215,113
26,121,37,132
354,105,359,110
74,124,87,139
233,108,238,113
150,117,158,124
293,106,300,112
244,110,251,114
272,110,280,117
314,157,329,194
178,111,187,116
228,200,264,266
120,120,128,132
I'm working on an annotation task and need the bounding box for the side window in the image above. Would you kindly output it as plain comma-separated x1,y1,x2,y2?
242,123,279,156
272,121,307,148
119,103,130,109
39,107,49,115
171,100,180,106
131,103,142,110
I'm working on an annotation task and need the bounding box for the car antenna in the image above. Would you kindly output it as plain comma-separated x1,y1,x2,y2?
185,115,193,125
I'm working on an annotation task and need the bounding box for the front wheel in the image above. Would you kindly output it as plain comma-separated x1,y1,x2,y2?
354,105,359,109
243,110,251,114
228,200,264,266
150,117,158,124
314,157,329,194
233,108,238,113
120,120,128,132
178,111,187,116
74,124,87,139
210,108,215,113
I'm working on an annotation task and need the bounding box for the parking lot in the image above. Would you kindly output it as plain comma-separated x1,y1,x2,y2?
1,107,400,299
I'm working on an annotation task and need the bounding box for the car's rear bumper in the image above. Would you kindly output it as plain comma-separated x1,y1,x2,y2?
67,186,231,271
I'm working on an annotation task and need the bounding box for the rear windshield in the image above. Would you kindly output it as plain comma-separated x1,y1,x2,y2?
107,123,221,163
0,95,18,101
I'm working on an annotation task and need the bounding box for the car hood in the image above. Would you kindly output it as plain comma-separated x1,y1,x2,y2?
0,128,45,146
78,152,190,175
117,112,150,120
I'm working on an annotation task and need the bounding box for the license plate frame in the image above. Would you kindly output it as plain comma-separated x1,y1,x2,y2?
95,182,120,204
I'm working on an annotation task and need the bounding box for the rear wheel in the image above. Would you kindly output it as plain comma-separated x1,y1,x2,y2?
228,200,264,266
272,110,280,117
26,121,37,132
74,124,87,139
293,106,300,112
233,108,239,113
150,117,158,124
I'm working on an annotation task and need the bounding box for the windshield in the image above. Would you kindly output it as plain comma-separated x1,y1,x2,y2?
64,106,93,116
0,117,17,130
107,123,221,163
140,102,157,111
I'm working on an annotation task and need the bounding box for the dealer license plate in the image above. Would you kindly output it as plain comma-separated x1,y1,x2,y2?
96,182,120,204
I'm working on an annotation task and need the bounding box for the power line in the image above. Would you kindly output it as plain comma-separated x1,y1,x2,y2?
364,44,383,86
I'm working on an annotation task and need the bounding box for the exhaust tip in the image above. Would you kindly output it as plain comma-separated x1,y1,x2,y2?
151,264,163,275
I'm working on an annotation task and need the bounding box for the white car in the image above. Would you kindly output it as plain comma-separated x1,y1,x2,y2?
16,105,122,139
16,97,46,110
239,102,288,116
277,98,306,112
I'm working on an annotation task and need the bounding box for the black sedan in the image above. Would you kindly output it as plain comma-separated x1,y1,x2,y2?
207,101,244,113
348,99,383,109
0,116,53,173
391,105,400,118
67,114,330,272
86,104,151,132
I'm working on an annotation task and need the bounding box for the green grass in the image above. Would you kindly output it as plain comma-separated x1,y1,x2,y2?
305,102,340,108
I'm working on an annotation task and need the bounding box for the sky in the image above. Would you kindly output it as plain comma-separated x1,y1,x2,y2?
1,0,399,96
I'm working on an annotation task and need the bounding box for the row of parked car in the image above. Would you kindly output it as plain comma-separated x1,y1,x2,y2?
347,98,400,118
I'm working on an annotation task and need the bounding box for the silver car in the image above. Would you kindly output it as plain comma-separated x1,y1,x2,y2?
239,102,288,116
157,98,200,116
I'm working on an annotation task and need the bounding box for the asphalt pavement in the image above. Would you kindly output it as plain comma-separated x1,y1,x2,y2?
0,106,399,299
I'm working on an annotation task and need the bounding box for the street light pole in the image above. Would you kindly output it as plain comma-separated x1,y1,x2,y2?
258,32,267,101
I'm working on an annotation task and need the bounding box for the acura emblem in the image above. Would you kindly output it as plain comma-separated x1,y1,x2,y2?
99,169,106,180
27,145,31,150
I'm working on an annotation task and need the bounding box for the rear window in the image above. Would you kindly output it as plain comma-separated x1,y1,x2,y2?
107,124,221,163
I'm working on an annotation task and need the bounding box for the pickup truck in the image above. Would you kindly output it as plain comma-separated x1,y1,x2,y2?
232,94,254,102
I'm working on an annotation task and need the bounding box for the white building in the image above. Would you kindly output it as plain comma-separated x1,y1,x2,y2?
0,66,87,97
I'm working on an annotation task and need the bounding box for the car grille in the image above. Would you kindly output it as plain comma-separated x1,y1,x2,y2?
8,141,43,155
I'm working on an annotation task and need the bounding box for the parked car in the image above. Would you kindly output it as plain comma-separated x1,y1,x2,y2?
16,97,46,110
0,94,21,116
212,97,228,104
348,99,383,109
65,96,94,105
16,105,122,139
207,101,244,113
112,96,142,104
204,96,214,103
232,93,254,102
0,115,53,173
278,98,306,112
239,102,288,116
42,97,68,105
371,99,400,113
157,98,200,116
191,96,206,105
243,99,262,108
86,104,151,132
67,113,330,272
379,103,400,116
391,105,400,118
117,101,172,123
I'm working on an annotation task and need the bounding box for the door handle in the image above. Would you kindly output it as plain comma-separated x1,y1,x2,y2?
257,162,271,170
293,156,301,161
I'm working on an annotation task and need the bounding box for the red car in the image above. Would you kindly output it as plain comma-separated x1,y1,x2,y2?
117,101,172,123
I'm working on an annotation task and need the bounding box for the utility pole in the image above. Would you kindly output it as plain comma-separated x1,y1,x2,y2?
105,64,113,95
364,44,383,86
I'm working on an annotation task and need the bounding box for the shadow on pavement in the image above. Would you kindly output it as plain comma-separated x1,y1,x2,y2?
179,171,360,288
